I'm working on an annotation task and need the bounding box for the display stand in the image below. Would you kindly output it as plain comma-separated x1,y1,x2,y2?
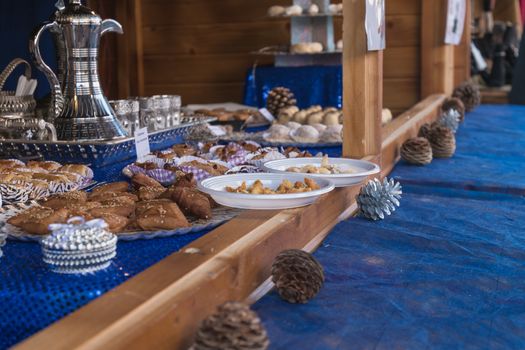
257,0,341,67
15,1,468,349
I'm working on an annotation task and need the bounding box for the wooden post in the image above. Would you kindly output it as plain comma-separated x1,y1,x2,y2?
455,0,472,85
421,0,455,97
342,0,383,159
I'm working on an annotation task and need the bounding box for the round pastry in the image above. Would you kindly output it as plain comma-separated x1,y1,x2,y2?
305,105,323,114
323,111,340,126
278,106,299,123
27,161,62,172
320,125,343,143
323,107,338,114
290,42,323,54
91,182,129,195
267,5,286,17
58,164,92,178
0,159,25,169
306,112,324,125
290,125,320,143
382,108,393,125
286,121,302,130
311,123,327,133
292,110,308,124
263,124,292,142
285,4,303,16
308,4,319,15
336,39,343,50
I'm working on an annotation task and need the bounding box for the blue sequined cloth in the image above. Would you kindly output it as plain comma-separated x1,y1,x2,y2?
253,104,525,349
0,231,209,348
244,65,342,109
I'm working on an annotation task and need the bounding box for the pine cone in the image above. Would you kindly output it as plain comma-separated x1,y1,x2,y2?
441,97,465,122
436,109,460,133
428,125,456,158
357,178,402,221
452,82,481,112
418,123,432,139
192,302,269,350
266,87,297,116
400,137,432,165
271,249,324,304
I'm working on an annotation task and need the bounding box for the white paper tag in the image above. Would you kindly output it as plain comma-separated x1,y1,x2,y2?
208,125,227,136
134,127,150,162
365,0,386,51
445,0,466,45
259,108,275,122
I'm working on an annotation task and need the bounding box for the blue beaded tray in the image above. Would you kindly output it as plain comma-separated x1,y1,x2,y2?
0,117,214,167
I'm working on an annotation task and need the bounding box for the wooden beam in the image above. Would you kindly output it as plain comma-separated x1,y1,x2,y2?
421,0,455,97
15,94,444,350
342,0,383,159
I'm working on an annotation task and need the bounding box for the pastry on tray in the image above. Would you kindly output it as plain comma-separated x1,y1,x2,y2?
6,171,222,237
41,191,88,209
90,181,129,195
170,187,212,220
136,201,190,231
7,207,69,235
131,173,164,189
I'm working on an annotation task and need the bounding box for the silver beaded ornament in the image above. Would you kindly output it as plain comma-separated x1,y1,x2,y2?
437,109,460,133
41,217,117,274
357,178,402,221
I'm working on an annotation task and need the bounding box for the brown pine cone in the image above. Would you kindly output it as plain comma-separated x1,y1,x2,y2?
266,87,297,116
418,123,432,139
441,97,466,122
428,125,456,158
400,137,433,165
192,302,269,350
452,82,481,112
271,249,324,304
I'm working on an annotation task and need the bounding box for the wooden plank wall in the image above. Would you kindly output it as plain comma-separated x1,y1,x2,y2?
94,0,422,115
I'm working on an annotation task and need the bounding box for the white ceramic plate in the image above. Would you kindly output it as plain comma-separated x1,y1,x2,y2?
198,173,335,210
262,157,380,187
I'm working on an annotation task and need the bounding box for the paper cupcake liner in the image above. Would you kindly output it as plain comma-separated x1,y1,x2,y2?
145,168,178,186
178,166,212,181
246,150,287,168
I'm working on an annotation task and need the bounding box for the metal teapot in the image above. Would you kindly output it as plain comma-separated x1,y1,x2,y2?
30,0,127,141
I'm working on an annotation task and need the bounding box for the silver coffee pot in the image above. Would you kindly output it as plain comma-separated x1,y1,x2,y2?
30,0,127,141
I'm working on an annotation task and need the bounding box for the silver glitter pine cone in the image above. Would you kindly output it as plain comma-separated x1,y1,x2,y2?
452,82,481,112
400,137,433,165
436,109,460,133
357,178,402,221
441,97,465,122
271,249,324,304
418,123,432,139
428,125,456,158
192,302,269,350
266,87,297,117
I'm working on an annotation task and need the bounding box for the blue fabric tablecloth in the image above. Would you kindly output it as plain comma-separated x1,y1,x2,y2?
254,104,525,349
244,65,342,109
0,230,210,348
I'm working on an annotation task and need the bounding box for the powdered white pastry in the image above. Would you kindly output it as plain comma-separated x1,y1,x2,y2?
286,5,303,16
278,105,299,123
320,125,343,143
305,105,323,114
290,125,320,143
323,111,340,126
292,110,308,124
336,39,343,50
307,112,324,125
286,121,302,130
382,108,393,125
291,42,323,54
308,4,319,15
268,5,286,17
263,124,292,142
311,123,327,133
